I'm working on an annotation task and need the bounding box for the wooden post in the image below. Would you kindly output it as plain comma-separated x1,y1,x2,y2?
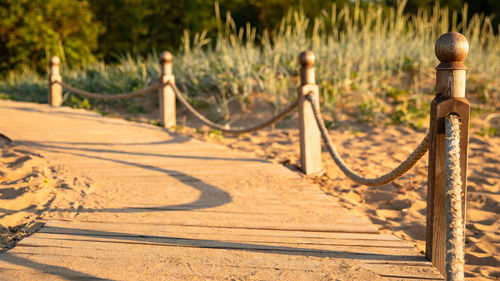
298,51,322,175
48,56,62,107
159,51,175,128
426,32,470,277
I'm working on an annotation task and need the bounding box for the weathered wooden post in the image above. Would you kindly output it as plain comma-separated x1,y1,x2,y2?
159,51,176,128
426,32,469,277
298,51,322,175
48,56,62,107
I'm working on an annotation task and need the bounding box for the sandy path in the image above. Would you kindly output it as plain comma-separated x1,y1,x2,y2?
0,134,89,252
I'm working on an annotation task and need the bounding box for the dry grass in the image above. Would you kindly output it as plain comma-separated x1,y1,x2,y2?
0,1,498,131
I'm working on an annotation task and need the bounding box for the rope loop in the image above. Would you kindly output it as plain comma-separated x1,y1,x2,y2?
305,93,429,186
57,81,162,100
167,81,298,134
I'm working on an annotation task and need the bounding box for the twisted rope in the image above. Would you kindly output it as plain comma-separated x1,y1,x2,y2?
168,81,298,134
57,81,162,100
305,93,429,186
445,114,464,281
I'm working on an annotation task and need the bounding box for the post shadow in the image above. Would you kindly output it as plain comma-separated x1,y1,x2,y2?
34,146,233,213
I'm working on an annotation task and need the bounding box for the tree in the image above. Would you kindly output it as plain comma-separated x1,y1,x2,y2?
88,0,218,62
0,0,103,75
466,0,500,31
385,0,464,13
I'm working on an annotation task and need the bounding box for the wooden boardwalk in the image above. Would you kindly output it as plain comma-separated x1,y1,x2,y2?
0,100,443,280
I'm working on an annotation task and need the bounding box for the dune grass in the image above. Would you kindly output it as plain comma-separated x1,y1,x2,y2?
1,1,499,130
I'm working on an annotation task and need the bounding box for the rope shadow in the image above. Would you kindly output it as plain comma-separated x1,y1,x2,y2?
0,252,112,280
18,145,233,214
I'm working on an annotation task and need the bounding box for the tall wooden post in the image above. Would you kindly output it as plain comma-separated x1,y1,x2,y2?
298,51,322,175
48,56,62,107
426,32,470,277
159,51,176,128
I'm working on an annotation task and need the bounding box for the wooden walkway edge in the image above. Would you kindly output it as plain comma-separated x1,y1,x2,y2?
0,100,443,280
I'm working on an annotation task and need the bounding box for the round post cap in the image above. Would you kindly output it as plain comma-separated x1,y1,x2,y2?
160,51,173,63
50,56,60,65
299,51,315,67
435,32,468,69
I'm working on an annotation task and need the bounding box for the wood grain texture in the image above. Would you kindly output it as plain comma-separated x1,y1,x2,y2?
298,51,322,175
435,70,466,98
0,100,443,280
159,51,176,128
426,97,469,276
48,56,62,107
434,33,468,69
159,75,175,128
428,33,469,278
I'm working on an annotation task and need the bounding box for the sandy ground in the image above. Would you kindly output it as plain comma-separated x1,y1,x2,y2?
0,134,87,252
0,98,498,279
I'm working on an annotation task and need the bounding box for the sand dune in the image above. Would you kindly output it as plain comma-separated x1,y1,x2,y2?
0,135,86,252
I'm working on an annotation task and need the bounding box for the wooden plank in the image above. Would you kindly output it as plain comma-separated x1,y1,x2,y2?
0,251,376,281
427,96,469,275
0,100,439,280
42,217,378,234
16,234,414,255
0,266,224,281
44,220,389,240
34,221,404,247
5,234,440,280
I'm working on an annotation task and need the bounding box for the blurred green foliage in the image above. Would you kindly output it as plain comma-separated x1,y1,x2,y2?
86,0,218,62
1,0,499,77
0,0,103,75
1,0,498,130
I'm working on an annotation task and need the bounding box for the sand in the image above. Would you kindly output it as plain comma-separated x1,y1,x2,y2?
0,134,87,252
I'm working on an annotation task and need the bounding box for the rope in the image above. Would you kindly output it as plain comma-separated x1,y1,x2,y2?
168,81,298,134
445,114,464,281
57,81,162,100
305,93,429,186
